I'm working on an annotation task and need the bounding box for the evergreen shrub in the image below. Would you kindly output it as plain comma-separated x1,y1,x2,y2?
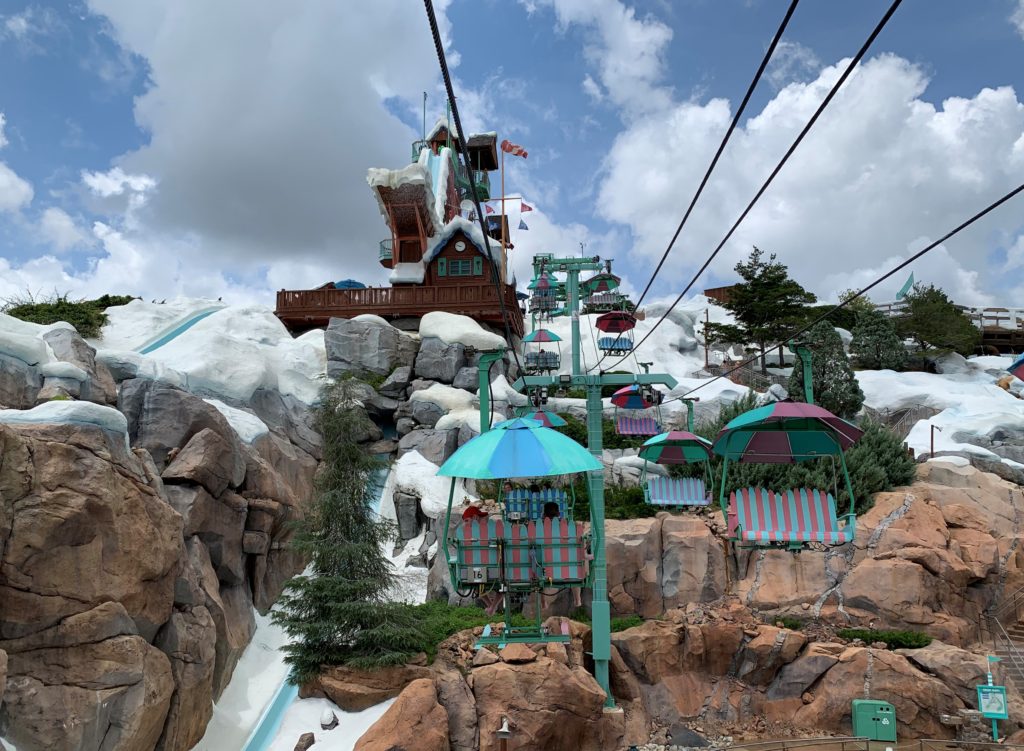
836,628,932,649
3,292,135,338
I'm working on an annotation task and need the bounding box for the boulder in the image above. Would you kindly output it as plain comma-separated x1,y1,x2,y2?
0,423,182,642
294,733,316,751
0,352,41,408
0,634,174,751
453,366,479,392
163,484,215,537
194,490,248,586
499,643,537,664
661,515,727,610
154,607,217,751
303,662,434,712
606,517,664,617
396,417,416,437
162,427,246,497
766,643,841,702
471,657,615,751
354,678,449,751
42,327,118,406
248,388,323,459
434,667,478,751
415,337,467,384
379,365,413,398
394,491,422,541
737,626,806,685
412,398,445,428
118,379,242,466
398,429,458,466
325,317,418,377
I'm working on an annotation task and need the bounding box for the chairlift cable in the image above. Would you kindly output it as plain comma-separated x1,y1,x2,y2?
423,0,524,375
606,0,905,371
662,180,1024,406
631,0,803,312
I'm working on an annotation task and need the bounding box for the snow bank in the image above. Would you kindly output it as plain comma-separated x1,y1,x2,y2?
0,314,52,365
0,401,128,436
489,374,528,406
420,311,506,350
204,399,269,444
267,698,395,751
391,450,476,518
410,383,475,412
40,361,88,381
95,297,226,351
95,349,187,388
352,314,394,327
389,262,426,284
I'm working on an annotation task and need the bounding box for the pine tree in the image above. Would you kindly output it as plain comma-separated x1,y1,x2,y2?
850,309,907,370
838,289,878,319
704,247,817,373
788,321,865,419
273,380,424,683
895,283,980,356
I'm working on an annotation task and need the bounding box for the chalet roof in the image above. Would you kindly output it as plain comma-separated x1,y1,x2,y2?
423,216,500,265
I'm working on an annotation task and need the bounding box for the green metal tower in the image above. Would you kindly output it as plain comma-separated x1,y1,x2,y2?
512,254,677,708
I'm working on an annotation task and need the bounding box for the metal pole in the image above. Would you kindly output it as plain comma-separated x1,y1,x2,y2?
704,308,710,369
500,149,507,284
422,91,427,141
930,424,942,459
569,268,581,376
477,351,503,434
586,382,613,707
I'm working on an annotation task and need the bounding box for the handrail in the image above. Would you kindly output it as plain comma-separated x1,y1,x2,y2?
987,614,1024,679
989,582,1024,623
726,737,868,751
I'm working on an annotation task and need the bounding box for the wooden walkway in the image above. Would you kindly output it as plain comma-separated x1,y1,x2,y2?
275,283,524,337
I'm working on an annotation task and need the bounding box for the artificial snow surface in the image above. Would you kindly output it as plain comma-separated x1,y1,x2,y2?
420,310,506,350
351,314,395,327
93,297,226,351
266,698,395,751
391,450,477,519
205,398,270,444
39,361,88,381
0,400,128,436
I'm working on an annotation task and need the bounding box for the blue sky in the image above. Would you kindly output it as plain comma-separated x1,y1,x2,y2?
1,0,1023,306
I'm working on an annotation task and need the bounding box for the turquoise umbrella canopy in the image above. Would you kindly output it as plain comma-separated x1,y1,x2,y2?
639,431,713,465
438,418,601,479
522,409,568,427
523,329,562,343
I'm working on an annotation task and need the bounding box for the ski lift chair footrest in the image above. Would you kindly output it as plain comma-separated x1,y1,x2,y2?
727,487,852,544
646,476,711,507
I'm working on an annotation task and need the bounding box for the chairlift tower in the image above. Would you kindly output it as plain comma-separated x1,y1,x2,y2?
511,253,678,709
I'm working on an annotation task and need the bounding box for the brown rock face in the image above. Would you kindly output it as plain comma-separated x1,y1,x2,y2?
1,632,174,751
795,647,961,739
0,648,6,707
606,517,664,617
154,607,217,751
303,663,434,712
472,657,613,751
0,423,182,641
354,678,450,751
162,427,246,497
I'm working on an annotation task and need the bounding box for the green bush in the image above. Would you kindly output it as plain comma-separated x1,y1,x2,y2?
2,292,135,338
836,628,932,649
776,616,804,630
408,601,532,661
611,615,644,632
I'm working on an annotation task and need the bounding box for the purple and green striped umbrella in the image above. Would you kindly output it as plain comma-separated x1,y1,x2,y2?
438,417,601,479
611,384,654,409
523,329,562,343
639,431,713,465
712,401,863,464
582,272,621,294
521,409,568,428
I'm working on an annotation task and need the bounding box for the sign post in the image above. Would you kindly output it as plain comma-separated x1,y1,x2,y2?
978,656,1007,742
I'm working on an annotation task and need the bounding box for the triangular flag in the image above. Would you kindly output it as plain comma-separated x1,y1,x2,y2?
896,272,914,300
485,205,494,214
519,219,529,230
521,202,533,213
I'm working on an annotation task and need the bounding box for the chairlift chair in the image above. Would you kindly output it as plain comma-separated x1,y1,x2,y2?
523,329,562,373
612,384,663,436
595,311,636,355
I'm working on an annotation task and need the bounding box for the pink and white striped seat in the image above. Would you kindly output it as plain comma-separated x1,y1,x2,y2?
454,517,505,586
728,487,853,546
646,476,711,507
503,522,537,587
534,518,587,584
616,415,661,436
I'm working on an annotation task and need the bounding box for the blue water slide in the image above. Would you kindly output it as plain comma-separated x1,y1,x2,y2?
137,307,223,354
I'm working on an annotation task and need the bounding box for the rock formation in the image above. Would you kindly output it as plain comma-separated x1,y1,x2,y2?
0,328,318,750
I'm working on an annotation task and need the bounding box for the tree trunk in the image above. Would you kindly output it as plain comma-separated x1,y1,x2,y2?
759,342,768,375
778,346,786,368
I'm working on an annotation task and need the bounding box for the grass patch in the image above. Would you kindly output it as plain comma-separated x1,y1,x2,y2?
567,608,644,632
775,616,804,630
409,601,532,661
836,628,932,649
2,292,135,338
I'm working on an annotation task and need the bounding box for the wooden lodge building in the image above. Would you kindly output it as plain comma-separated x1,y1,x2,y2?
275,121,525,337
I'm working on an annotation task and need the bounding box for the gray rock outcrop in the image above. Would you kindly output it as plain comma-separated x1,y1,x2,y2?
414,337,467,383
398,428,458,466
325,317,418,377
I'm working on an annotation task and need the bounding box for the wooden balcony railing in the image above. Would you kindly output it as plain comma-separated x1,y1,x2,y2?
275,283,524,337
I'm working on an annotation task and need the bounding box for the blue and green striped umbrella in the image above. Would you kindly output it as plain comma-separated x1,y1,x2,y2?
438,417,601,479
523,329,562,343
639,431,713,465
521,409,568,427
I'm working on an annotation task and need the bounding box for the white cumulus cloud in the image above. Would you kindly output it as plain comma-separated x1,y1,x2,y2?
38,207,89,252
1013,1,1024,39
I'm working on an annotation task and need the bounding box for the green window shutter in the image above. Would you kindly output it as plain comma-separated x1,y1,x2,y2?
438,258,447,276
473,256,483,275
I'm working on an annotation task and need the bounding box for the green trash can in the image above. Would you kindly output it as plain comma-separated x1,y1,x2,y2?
851,699,897,741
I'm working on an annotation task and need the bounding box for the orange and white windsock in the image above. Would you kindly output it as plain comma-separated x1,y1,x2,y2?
500,139,528,158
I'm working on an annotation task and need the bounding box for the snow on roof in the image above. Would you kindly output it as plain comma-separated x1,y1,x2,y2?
423,215,501,265
391,450,477,518
420,311,506,350
366,162,436,232
204,398,270,444
0,400,128,441
425,116,458,143
352,314,395,327
390,262,426,284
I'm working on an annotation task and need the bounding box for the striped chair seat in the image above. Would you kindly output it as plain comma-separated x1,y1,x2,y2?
597,336,632,353
585,293,620,307
525,352,560,371
503,489,533,521
646,476,710,507
728,487,853,545
616,415,661,436
534,517,587,584
454,517,505,586
532,488,569,519
503,522,537,587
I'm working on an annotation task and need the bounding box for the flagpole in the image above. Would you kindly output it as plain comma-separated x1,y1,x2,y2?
501,147,507,284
